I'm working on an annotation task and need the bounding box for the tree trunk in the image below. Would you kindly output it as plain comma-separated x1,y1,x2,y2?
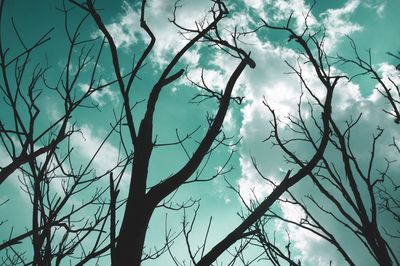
371,230,392,265
113,197,152,266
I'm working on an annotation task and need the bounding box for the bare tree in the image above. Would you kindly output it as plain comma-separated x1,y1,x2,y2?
219,14,400,266
1,0,257,265
247,101,399,265
0,0,131,264
194,12,341,266
75,0,256,265
2,1,398,265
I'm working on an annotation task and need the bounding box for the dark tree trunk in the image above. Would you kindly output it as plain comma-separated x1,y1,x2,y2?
113,141,153,266
113,196,152,266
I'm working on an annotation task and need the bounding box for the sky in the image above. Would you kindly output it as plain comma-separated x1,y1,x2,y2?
0,0,399,265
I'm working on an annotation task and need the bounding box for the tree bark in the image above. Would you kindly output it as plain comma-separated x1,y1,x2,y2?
113,189,153,265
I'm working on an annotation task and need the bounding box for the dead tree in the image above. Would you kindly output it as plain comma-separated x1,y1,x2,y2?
4,1,396,265
249,101,398,265
255,42,400,265
0,0,257,264
197,9,399,266
195,13,341,266
0,0,131,265
68,0,256,265
251,101,399,266
227,19,400,266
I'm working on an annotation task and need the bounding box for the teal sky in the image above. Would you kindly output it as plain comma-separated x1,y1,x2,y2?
1,0,399,265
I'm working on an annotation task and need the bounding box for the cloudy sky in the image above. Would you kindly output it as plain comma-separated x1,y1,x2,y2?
1,0,399,265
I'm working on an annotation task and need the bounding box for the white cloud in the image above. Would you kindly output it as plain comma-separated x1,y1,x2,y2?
78,81,119,107
224,197,231,204
278,201,326,264
223,108,236,133
100,1,140,48
104,0,282,70
98,0,214,68
269,0,318,32
237,156,276,205
243,0,264,10
376,3,386,17
320,0,363,51
241,0,362,52
182,67,227,93
367,62,400,123
70,124,120,175
368,62,399,104
223,109,236,133
147,0,211,67
362,0,386,17
182,48,200,66
377,62,399,81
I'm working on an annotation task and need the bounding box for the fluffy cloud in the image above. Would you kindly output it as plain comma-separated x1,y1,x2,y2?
182,67,228,93
101,0,211,67
320,0,363,51
101,1,140,48
243,0,264,10
270,0,318,32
